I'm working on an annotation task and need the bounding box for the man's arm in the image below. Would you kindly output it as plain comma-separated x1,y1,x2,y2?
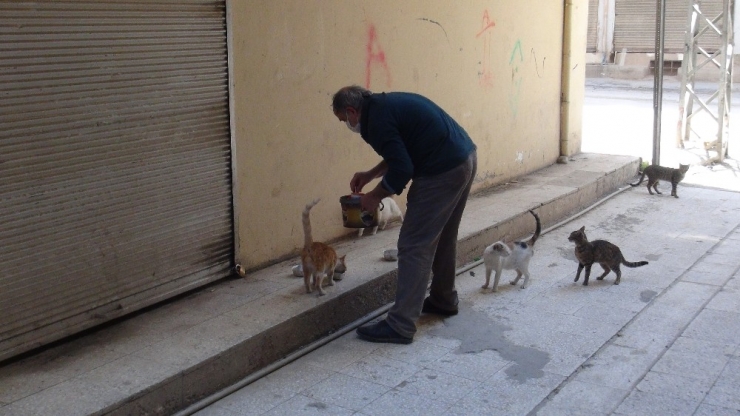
368,160,389,178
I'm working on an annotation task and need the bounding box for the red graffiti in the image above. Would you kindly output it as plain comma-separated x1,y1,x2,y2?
365,24,392,89
476,10,496,88
476,10,496,38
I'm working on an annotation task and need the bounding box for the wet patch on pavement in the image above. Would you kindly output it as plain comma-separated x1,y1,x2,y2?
428,301,550,384
597,213,643,233
640,290,657,302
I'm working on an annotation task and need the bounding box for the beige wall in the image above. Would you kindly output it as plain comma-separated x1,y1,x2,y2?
229,1,582,270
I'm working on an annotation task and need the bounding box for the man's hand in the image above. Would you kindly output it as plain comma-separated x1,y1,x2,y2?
350,161,389,193
350,171,375,193
360,190,383,213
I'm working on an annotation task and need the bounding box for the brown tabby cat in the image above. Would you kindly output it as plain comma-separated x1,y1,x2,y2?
567,226,648,285
301,199,346,295
630,163,689,198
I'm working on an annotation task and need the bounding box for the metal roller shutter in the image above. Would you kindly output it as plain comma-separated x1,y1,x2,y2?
0,0,233,361
587,0,599,52
614,0,723,53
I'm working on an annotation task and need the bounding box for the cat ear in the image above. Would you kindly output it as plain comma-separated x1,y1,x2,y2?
579,226,585,232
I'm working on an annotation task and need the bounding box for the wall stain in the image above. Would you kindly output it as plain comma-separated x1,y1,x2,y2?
417,17,449,43
530,48,545,78
474,170,496,184
428,301,550,383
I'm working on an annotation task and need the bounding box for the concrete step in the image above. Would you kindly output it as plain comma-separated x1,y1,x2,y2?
0,153,639,416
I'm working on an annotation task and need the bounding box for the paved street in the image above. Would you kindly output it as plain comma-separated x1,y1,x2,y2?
190,79,740,416
193,180,740,416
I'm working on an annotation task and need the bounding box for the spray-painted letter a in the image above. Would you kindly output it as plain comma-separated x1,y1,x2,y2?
365,24,392,89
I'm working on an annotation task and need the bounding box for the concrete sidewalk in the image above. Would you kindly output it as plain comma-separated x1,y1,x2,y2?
193,174,740,415
0,153,640,416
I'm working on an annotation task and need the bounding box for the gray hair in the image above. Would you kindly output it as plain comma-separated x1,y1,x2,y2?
332,85,372,113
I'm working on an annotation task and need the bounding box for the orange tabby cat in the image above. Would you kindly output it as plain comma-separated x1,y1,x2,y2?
301,199,345,295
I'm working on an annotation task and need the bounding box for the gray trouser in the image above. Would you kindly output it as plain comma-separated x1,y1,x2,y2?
386,151,477,338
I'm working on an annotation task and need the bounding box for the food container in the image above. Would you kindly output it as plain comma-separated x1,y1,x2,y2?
339,194,380,228
383,249,398,261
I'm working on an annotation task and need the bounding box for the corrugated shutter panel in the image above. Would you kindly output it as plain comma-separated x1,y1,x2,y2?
0,0,233,361
587,0,599,52
614,0,724,53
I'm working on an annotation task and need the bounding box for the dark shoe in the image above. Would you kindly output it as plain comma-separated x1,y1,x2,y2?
422,297,458,316
356,320,413,344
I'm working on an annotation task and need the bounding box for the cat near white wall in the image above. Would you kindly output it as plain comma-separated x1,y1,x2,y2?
357,197,404,237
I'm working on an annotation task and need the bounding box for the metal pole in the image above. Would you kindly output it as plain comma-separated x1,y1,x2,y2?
677,1,697,149
653,0,666,166
715,0,733,161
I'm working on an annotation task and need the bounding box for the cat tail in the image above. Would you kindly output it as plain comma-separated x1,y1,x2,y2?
526,210,541,247
630,171,646,187
622,259,648,268
302,198,321,250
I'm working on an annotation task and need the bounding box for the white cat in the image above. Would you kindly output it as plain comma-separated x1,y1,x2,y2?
482,210,541,291
357,197,404,237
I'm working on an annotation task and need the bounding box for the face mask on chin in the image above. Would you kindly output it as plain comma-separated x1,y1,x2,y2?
345,111,361,134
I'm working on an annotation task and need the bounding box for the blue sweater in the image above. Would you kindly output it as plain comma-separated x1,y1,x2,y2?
359,92,476,195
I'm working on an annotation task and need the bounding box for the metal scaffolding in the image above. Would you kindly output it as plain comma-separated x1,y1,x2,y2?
676,0,735,163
